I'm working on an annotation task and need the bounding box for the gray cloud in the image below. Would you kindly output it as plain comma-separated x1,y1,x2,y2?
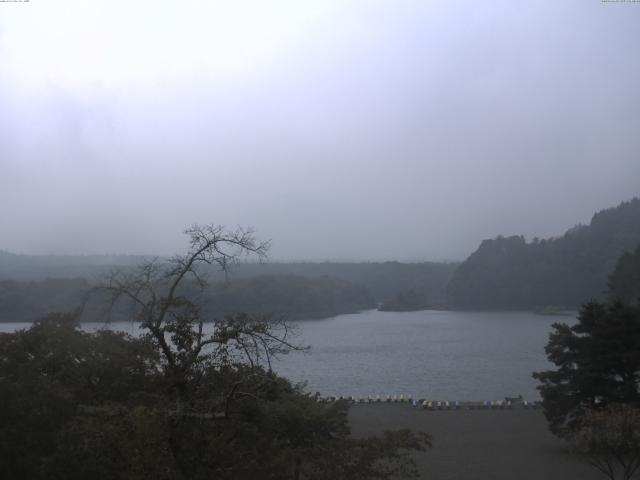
1,0,639,260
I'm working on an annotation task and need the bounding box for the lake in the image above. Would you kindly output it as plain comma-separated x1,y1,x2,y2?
0,309,574,401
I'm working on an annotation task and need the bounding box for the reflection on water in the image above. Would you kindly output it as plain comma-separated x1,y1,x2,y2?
0,309,574,400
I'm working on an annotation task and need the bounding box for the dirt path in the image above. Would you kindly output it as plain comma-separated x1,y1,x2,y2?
348,403,603,480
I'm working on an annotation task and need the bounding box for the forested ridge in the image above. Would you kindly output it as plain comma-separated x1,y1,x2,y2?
609,243,640,305
0,256,455,321
0,278,90,322
3,198,638,316
0,253,456,303
0,275,375,323
448,198,640,309
216,261,457,306
201,274,375,320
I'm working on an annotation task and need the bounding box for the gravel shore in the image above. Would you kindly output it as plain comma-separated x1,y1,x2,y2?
348,403,602,480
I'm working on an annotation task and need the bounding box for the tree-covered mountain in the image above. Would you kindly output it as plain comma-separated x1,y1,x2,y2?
609,242,640,305
448,198,640,309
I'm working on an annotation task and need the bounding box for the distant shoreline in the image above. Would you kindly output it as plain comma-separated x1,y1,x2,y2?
0,307,579,325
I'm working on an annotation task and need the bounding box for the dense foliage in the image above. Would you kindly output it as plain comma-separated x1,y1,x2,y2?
609,243,640,305
0,225,429,479
0,315,429,479
533,300,640,437
448,198,640,309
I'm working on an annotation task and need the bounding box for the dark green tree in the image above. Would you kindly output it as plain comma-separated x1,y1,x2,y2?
533,300,640,437
0,314,158,479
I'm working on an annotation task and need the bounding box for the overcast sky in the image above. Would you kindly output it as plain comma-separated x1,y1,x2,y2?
1,0,639,261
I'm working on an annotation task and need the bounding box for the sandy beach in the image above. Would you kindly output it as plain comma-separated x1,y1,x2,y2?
348,403,602,480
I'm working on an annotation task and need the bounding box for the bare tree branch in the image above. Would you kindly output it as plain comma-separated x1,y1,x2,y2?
87,224,305,405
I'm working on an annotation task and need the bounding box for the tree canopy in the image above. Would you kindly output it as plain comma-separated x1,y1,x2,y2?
448,198,640,309
533,300,640,437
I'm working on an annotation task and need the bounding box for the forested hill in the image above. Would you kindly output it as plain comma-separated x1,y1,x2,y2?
201,275,375,320
0,274,375,323
447,198,640,309
0,251,145,280
208,261,457,305
0,252,457,306
609,242,640,305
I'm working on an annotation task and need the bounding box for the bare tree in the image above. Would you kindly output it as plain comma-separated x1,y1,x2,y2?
572,404,640,480
97,224,301,403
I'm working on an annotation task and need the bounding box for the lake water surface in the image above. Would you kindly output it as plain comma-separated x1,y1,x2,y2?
0,309,575,401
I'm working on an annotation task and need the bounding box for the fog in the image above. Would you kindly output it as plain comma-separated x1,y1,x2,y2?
1,0,639,261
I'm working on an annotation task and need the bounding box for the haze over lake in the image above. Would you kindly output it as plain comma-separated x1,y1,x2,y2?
1,309,571,400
